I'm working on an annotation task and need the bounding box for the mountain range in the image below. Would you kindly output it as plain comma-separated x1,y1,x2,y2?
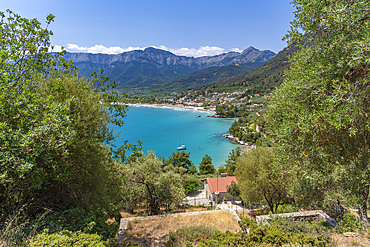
64,46,276,90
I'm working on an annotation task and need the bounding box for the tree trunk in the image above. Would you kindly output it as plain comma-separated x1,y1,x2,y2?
358,182,370,227
149,196,161,216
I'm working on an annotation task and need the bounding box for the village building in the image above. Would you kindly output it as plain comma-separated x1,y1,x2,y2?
201,175,238,203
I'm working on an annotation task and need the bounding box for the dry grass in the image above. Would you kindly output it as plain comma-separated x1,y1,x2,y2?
331,232,370,247
120,207,207,219
119,211,240,247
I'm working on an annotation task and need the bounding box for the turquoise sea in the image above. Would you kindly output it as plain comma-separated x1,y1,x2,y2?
112,105,238,168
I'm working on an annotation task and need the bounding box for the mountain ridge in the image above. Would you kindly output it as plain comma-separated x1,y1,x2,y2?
64,46,276,90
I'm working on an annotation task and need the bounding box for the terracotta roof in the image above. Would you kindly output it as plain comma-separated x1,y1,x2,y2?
201,176,238,193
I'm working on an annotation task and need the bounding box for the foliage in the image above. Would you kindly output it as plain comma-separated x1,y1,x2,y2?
28,207,118,241
187,164,198,175
198,154,215,175
1,71,127,221
290,167,351,222
0,9,74,85
29,229,106,247
0,10,76,212
227,110,272,147
267,0,370,225
166,225,217,247
166,151,193,172
336,213,363,233
219,147,243,176
184,177,201,194
122,152,186,215
0,10,131,245
235,147,293,213
226,180,240,199
194,216,332,246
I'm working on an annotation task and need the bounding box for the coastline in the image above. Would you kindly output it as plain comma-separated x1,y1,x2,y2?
127,103,216,114
223,133,256,153
125,103,255,152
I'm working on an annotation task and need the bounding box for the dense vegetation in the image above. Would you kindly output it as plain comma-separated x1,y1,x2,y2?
0,9,129,245
167,216,334,246
150,62,264,93
267,0,370,226
2,0,370,245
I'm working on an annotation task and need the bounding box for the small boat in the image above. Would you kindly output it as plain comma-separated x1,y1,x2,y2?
177,144,186,150
177,135,186,150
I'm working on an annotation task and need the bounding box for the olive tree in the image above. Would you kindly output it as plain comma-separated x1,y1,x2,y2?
267,0,370,224
123,152,186,215
235,147,293,214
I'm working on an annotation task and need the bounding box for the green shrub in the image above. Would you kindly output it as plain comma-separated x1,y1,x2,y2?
203,216,332,246
166,225,217,247
185,177,201,194
336,213,363,233
27,208,118,241
28,229,106,247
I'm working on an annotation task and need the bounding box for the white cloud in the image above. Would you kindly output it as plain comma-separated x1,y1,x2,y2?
230,48,243,53
168,46,226,57
49,45,63,52
66,44,147,54
60,44,241,57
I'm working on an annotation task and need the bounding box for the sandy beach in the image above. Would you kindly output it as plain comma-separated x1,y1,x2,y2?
126,103,216,114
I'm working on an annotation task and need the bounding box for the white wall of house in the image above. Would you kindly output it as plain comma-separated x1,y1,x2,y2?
204,180,235,203
204,180,211,201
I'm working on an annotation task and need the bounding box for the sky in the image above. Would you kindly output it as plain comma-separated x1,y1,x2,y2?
0,0,296,57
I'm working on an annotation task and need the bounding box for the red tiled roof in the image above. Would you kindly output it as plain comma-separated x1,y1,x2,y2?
201,176,238,193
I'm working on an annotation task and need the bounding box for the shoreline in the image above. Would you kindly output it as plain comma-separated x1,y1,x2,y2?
223,133,256,153
127,103,216,114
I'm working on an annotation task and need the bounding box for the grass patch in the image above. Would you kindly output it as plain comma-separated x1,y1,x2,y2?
119,211,240,246
167,225,217,247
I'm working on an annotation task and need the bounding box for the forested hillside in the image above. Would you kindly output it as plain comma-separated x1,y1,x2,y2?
146,62,264,92
208,45,298,94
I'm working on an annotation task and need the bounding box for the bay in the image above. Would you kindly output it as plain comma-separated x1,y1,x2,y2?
112,105,238,168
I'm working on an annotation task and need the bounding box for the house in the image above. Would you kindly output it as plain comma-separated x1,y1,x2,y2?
201,175,238,203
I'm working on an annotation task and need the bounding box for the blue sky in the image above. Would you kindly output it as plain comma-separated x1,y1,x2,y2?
1,0,296,57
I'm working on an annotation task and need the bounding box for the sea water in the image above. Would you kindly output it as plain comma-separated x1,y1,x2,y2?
112,105,238,168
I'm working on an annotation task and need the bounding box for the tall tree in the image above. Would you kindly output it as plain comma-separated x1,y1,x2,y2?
167,151,193,172
224,147,243,176
267,0,370,224
198,154,215,175
235,147,292,214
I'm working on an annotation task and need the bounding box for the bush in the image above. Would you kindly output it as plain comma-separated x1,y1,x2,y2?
28,229,106,247
185,177,201,194
201,216,333,246
336,213,363,233
28,208,118,241
166,225,217,247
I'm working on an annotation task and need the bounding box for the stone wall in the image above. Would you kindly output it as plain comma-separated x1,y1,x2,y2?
256,210,337,227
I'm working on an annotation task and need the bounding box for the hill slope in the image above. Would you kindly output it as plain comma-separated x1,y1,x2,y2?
208,45,299,94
